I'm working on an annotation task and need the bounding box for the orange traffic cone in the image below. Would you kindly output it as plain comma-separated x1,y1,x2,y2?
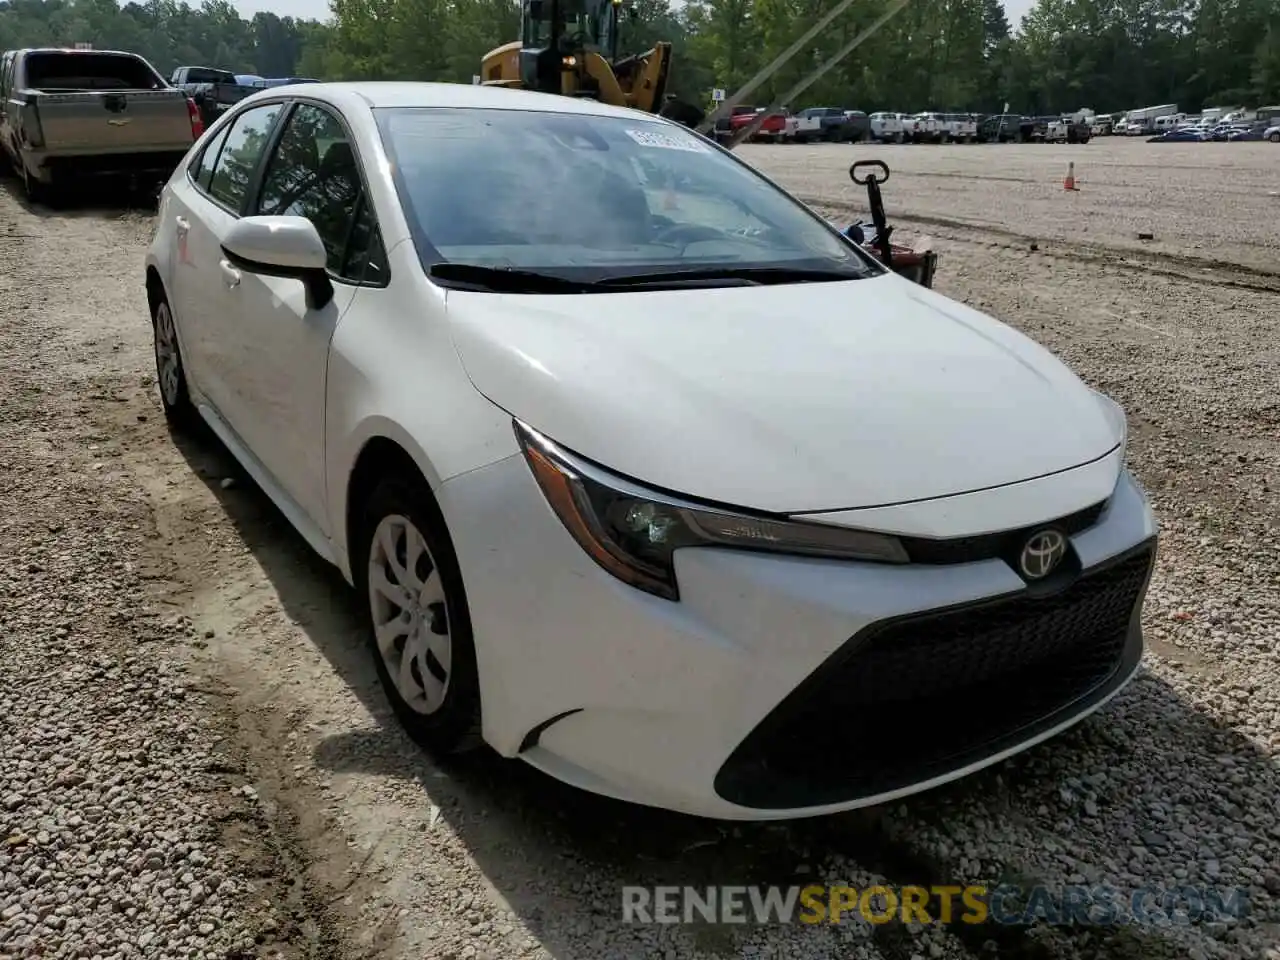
1063,162,1078,191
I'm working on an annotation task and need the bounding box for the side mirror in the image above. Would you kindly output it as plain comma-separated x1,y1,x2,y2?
221,215,334,310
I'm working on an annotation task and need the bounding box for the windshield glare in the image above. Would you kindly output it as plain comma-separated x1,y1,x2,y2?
375,106,877,279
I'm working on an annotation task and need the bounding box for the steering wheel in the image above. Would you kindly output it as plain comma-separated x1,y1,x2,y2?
651,223,729,248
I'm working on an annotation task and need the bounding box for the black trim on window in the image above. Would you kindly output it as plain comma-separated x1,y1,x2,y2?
240,100,295,217
263,96,391,289
181,95,390,290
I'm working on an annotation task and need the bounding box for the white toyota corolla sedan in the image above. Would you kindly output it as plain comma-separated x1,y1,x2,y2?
144,82,1158,820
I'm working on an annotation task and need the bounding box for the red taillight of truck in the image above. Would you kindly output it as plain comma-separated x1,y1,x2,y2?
186,98,205,140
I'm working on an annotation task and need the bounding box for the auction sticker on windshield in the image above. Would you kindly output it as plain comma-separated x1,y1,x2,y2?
625,128,708,152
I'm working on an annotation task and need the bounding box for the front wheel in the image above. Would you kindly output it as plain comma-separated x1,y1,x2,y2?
1269,131,1280,143
356,476,483,755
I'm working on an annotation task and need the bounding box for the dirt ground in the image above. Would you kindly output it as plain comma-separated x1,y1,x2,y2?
1,136,1278,960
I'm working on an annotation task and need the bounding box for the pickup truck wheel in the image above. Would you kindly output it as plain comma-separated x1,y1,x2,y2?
21,166,50,205
152,296,194,427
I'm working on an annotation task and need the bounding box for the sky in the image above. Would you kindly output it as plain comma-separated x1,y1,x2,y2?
229,0,1036,29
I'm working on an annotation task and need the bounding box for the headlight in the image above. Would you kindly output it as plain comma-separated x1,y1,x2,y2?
515,420,908,601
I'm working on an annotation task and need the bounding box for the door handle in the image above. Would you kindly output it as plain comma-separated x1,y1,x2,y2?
175,216,190,233
219,259,241,287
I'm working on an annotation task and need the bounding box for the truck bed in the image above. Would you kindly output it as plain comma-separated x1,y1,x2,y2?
28,89,195,155
21,51,195,157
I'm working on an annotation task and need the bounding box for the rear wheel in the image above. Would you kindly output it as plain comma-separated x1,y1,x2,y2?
1270,131,1280,143
356,476,483,755
20,163,50,205
152,294,194,427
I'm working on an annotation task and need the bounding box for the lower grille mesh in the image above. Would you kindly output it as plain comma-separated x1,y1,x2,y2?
714,543,1155,809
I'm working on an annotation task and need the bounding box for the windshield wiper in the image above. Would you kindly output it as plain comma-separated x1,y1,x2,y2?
429,262,602,293
594,265,869,287
429,261,869,294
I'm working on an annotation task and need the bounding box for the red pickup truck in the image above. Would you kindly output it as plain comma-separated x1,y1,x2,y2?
726,107,797,143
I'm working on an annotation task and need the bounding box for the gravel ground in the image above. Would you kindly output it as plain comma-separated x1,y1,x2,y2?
1,135,1278,960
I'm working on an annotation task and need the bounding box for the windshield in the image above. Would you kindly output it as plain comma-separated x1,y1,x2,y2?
375,106,879,281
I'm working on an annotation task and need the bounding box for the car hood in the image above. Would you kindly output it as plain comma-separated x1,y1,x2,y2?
444,274,1121,514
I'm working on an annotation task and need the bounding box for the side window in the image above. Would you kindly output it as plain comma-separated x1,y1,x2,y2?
207,102,283,212
189,123,231,191
255,102,386,282
0,54,10,99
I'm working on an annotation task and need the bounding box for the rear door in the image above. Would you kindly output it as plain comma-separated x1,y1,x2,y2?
166,101,286,421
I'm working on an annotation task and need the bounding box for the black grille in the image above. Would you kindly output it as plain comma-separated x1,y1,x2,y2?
897,499,1108,565
714,540,1155,810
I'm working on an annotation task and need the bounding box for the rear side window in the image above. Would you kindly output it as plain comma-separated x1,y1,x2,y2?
206,103,283,212
190,125,231,191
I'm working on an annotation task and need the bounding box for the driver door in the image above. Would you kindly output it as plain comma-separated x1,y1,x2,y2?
219,101,388,534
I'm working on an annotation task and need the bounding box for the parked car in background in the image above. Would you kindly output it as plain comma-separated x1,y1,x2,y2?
980,113,1023,142
910,112,944,143
940,113,978,142
795,106,850,142
1046,116,1092,143
0,46,202,201
1226,126,1263,141
730,106,797,143
249,77,322,88
1147,126,1208,142
869,111,905,142
171,65,256,127
145,80,1158,821
842,110,869,142
713,104,757,143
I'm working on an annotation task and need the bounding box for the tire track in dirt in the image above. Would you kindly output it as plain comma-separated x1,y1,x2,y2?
799,195,1280,295
0,179,369,960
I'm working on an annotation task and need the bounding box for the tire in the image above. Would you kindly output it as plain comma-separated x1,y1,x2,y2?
355,475,483,756
151,293,195,426
21,163,50,205
1270,132,1279,143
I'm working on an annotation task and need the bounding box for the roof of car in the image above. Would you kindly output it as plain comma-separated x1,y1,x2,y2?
286,81,666,121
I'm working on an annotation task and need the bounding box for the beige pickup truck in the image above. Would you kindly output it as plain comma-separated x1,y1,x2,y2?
0,47,202,202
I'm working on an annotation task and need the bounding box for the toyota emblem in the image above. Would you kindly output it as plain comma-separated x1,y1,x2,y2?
1019,529,1068,580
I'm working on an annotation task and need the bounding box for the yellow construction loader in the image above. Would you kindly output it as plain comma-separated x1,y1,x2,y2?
479,0,705,127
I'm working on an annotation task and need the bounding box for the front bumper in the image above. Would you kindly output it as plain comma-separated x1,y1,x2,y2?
439,457,1157,821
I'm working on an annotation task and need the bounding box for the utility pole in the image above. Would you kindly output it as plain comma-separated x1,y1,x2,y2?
726,0,913,149
694,0,869,137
